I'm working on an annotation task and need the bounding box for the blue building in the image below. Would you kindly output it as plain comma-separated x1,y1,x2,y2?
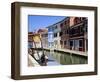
47,26,54,49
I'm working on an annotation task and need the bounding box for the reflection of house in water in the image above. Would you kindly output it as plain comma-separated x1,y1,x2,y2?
38,29,48,48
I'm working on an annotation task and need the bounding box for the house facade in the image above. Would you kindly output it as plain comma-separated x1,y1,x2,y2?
38,29,48,48
33,33,41,48
46,17,87,52
69,17,88,52
53,23,61,49
28,17,88,52
47,26,54,49
28,32,34,48
60,17,70,49
47,21,62,49
28,32,42,48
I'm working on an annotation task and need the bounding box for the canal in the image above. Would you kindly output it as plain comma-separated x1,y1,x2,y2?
31,49,87,66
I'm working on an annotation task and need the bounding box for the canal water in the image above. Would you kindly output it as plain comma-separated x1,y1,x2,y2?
33,50,87,66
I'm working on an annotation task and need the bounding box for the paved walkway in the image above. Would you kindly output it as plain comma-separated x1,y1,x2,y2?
44,47,87,57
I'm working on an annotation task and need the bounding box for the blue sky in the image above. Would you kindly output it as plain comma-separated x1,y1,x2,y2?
28,15,66,32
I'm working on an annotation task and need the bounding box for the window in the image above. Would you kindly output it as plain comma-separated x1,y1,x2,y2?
71,29,75,35
70,40,73,46
80,26,84,33
80,27,83,33
82,17,86,21
74,17,80,25
86,27,87,32
60,23,63,27
79,40,83,47
54,33,57,37
45,34,48,37
80,17,82,21
64,21,66,25
59,32,63,36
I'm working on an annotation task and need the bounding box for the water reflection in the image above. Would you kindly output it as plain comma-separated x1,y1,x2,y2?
31,50,87,66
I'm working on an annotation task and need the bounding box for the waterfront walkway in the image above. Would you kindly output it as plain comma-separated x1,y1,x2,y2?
44,48,87,57
28,54,40,66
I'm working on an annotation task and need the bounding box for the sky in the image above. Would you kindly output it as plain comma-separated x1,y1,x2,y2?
28,15,66,32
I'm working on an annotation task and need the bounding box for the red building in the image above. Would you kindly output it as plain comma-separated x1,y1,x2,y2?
60,17,88,52
69,17,88,52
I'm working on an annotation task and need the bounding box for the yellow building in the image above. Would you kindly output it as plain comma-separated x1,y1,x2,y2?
33,33,41,48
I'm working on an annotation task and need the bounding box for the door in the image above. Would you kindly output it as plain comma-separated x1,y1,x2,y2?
79,39,83,51
74,40,79,51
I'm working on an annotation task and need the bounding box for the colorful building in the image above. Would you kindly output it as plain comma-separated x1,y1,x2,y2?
47,22,62,49
68,17,88,52
46,17,87,52
53,23,61,49
28,32,42,48
33,33,41,48
46,25,54,49
29,17,88,52
38,29,48,48
60,17,70,49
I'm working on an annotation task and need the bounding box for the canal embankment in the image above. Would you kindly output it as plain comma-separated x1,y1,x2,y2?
31,48,87,58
